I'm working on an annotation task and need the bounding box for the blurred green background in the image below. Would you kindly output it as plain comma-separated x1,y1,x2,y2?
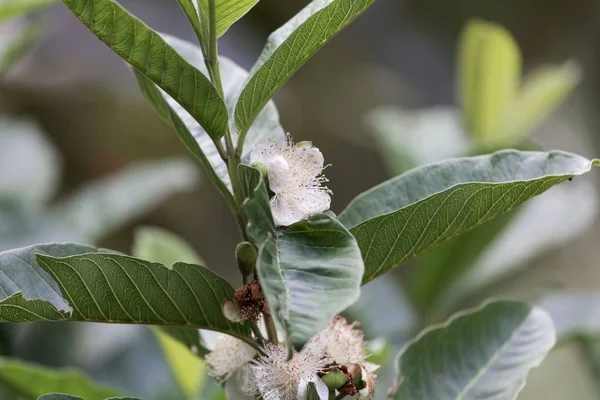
3,0,600,399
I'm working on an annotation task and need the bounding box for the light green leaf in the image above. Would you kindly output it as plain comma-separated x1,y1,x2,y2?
133,35,284,194
37,396,139,400
391,301,556,399
365,105,468,174
198,0,259,38
132,226,209,356
0,357,122,399
0,118,60,211
155,329,205,398
49,158,199,242
234,0,375,136
458,19,521,144
61,0,228,140
133,226,203,267
493,61,581,145
338,150,598,284
240,165,364,348
0,249,253,344
0,0,55,22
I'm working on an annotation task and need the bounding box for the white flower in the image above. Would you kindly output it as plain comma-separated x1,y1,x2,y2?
308,316,367,365
250,136,331,226
250,343,328,400
205,333,257,383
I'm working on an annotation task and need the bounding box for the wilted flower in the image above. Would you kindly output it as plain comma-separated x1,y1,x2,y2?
205,334,257,383
250,136,331,226
250,343,328,400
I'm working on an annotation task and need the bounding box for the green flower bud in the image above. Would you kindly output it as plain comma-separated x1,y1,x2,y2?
321,368,347,390
235,241,257,280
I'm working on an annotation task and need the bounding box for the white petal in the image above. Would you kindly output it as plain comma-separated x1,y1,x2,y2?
297,376,329,400
199,329,220,350
225,369,255,400
289,145,325,182
263,154,290,194
249,142,277,166
271,187,331,227
270,193,306,227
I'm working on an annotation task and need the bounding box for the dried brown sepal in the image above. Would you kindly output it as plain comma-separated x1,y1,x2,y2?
232,280,269,322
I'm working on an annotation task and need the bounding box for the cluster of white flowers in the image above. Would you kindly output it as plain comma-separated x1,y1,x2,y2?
250,136,332,227
205,317,378,400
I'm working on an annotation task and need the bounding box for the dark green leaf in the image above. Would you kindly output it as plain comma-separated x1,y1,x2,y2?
133,35,284,194
132,226,209,356
240,164,364,348
338,150,598,283
38,395,83,400
0,357,122,400
61,0,228,139
0,249,252,344
234,0,375,135
391,301,556,399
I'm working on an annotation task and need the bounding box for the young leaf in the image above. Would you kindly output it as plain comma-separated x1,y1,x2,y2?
49,158,199,243
240,164,364,348
0,357,123,399
61,0,228,140
154,329,205,398
338,150,599,284
0,0,56,22
234,0,375,136
133,35,284,193
0,248,252,343
199,0,259,38
391,301,556,399
458,19,521,144
493,61,581,144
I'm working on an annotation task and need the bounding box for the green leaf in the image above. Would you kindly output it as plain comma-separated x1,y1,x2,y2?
0,357,122,399
132,226,209,356
458,19,521,143
49,158,199,242
0,248,252,344
494,61,581,144
199,0,259,38
133,226,204,267
234,0,375,136
409,212,514,312
391,301,556,399
338,150,598,284
154,329,205,398
61,0,228,140
0,243,99,311
0,0,56,22
240,164,364,348
133,35,284,193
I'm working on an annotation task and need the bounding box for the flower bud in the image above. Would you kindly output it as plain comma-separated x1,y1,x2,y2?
235,241,257,280
321,368,347,390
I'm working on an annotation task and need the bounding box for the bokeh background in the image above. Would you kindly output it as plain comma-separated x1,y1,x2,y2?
2,0,600,398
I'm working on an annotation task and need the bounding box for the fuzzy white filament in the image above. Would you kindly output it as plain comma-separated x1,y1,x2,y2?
250,136,331,226
308,316,367,365
250,344,327,400
205,334,257,383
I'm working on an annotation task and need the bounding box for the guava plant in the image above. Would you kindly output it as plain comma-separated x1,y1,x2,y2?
1,0,598,399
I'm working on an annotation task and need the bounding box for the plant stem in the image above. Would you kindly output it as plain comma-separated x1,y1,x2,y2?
251,322,266,346
264,313,279,345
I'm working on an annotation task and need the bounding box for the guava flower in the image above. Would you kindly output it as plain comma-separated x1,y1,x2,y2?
250,343,329,400
308,316,367,364
250,136,331,226
205,333,257,383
